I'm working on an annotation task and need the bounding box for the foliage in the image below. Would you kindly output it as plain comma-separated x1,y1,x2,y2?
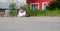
27,9,41,16
9,3,17,16
40,10,60,16
27,9,60,16
47,0,60,10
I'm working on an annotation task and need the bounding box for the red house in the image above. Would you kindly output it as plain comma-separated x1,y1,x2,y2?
27,0,51,10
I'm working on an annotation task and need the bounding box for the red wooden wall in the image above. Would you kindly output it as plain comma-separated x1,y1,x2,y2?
27,0,51,10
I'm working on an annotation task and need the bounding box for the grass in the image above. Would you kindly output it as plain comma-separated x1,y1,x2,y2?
28,9,60,16
41,10,60,16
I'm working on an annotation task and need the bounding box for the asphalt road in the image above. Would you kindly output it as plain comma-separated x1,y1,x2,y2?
0,17,60,31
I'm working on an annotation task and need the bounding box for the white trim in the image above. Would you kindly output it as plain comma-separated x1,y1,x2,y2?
31,3,39,9
42,2,48,10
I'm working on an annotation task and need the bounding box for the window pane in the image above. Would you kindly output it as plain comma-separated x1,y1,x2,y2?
32,4,38,9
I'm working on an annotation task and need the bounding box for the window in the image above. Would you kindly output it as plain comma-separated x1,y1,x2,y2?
42,2,48,10
31,4,38,9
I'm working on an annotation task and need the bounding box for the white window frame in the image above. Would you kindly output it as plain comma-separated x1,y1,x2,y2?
30,3,39,9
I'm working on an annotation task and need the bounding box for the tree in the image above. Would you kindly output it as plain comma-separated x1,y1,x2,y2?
47,0,60,10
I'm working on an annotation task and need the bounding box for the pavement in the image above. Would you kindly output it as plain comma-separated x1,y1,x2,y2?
0,17,60,31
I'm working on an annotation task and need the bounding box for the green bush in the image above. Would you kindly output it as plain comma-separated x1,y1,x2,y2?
27,9,60,16
9,3,17,16
47,0,60,10
27,9,41,16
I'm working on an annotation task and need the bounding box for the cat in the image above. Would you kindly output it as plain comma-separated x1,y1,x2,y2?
18,9,30,17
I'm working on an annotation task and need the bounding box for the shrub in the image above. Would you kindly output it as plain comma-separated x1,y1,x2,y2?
27,9,41,16
9,3,17,16
47,0,60,10
27,9,60,16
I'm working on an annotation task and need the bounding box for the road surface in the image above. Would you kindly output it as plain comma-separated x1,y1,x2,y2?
0,17,60,31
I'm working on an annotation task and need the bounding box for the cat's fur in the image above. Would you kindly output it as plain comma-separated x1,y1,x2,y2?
18,6,30,17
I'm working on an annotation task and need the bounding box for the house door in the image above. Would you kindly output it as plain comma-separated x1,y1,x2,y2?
42,2,48,10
